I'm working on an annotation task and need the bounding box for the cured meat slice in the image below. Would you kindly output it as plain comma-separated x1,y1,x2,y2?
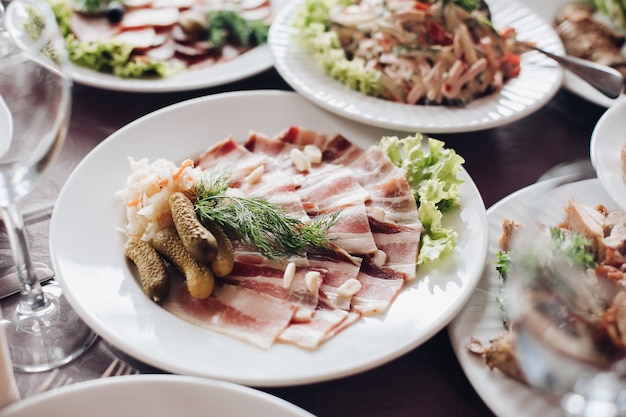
297,166,377,255
275,127,422,280
352,257,405,315
278,308,357,349
244,132,378,256
70,13,118,43
223,261,321,322
121,7,180,29
308,246,362,311
164,281,296,349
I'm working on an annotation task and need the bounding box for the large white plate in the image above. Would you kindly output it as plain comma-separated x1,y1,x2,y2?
50,90,489,387
0,375,314,416
448,178,615,417
268,0,564,134
69,0,287,93
591,98,626,210
524,0,624,108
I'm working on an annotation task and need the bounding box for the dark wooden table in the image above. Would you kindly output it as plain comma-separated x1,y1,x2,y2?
8,67,608,416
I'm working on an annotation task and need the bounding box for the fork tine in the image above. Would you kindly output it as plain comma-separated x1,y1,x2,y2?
101,357,139,378
101,357,120,378
34,369,73,394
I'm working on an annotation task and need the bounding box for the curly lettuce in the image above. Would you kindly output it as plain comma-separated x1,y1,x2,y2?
48,0,183,78
292,0,382,97
378,134,465,265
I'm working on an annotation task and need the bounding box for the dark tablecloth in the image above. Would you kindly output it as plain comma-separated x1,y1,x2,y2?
6,67,608,417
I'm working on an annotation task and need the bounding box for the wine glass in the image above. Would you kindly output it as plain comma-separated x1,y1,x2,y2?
504,170,626,417
0,0,96,372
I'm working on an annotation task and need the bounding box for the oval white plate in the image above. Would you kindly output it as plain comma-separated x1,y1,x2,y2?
591,97,626,210
50,90,488,387
269,0,564,133
0,375,314,417
524,0,624,108
69,0,287,92
448,178,613,417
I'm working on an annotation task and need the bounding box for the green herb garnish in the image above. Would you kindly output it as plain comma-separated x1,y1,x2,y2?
207,10,269,48
193,171,339,259
495,250,511,281
549,227,597,269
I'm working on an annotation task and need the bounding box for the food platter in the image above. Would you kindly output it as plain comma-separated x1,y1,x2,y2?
524,0,625,108
50,90,489,387
448,178,612,417
590,97,626,211
0,375,314,416
67,0,288,92
268,0,564,133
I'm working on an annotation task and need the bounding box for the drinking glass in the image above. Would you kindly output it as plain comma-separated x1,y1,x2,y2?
0,0,96,372
505,171,626,417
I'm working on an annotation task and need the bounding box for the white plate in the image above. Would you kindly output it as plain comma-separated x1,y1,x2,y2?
268,0,564,133
69,0,287,93
50,90,488,387
0,374,314,417
591,97,626,210
524,0,624,108
448,178,614,417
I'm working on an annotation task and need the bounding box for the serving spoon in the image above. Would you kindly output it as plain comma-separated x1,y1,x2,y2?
518,41,624,99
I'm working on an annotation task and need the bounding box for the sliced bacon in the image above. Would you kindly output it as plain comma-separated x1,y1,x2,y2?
275,127,421,280
352,257,405,315
161,127,422,349
163,281,296,350
297,166,377,255
278,308,354,349
308,246,362,311
223,261,321,322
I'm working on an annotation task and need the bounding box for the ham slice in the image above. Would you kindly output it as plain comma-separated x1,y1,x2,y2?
121,7,180,29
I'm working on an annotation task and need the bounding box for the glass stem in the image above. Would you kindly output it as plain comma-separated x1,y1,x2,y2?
0,202,48,314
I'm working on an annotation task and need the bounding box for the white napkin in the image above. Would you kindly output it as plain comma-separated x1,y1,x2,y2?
0,310,20,408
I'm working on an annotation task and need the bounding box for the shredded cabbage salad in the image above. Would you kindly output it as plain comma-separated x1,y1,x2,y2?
378,134,464,265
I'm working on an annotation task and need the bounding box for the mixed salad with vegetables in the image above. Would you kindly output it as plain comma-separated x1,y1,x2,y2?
291,0,522,106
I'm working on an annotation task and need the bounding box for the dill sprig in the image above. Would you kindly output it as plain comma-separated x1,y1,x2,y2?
193,170,339,259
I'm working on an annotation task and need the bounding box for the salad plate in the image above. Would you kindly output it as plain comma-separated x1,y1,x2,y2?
67,0,287,93
0,374,314,416
50,90,488,387
448,178,613,417
590,97,626,210
524,0,625,108
268,0,563,134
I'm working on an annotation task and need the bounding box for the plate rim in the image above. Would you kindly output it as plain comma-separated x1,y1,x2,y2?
0,374,315,416
591,97,626,211
50,89,489,387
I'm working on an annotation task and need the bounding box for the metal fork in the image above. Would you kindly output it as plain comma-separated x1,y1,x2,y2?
34,369,73,394
101,357,140,378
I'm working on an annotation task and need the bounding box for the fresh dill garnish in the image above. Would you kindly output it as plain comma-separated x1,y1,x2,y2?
549,227,597,269
192,170,339,259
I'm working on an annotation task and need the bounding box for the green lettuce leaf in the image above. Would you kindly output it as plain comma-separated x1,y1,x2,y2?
378,134,465,265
